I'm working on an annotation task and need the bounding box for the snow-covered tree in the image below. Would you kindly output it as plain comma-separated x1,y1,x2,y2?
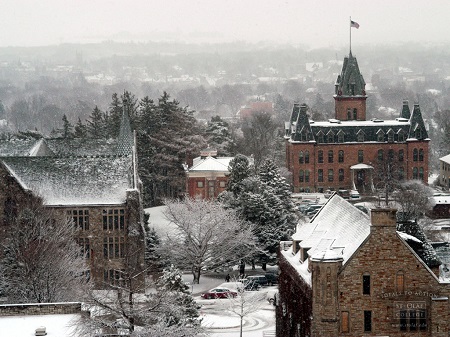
220,158,297,269
159,197,256,284
394,180,435,221
75,264,204,337
205,115,235,156
0,196,87,303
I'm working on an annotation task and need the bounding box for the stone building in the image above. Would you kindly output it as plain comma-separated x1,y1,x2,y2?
277,193,450,336
0,104,145,288
285,52,430,193
438,154,450,190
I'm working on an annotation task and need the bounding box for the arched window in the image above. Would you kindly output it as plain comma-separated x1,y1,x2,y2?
413,148,418,161
305,170,310,183
358,150,364,163
419,149,424,161
299,151,304,164
399,149,404,162
339,169,344,182
328,169,334,182
318,150,323,163
377,149,384,161
318,169,323,182
347,108,352,120
338,150,344,163
299,170,304,183
305,151,310,164
388,149,394,161
353,108,357,120
328,150,334,163
413,167,418,179
419,167,424,180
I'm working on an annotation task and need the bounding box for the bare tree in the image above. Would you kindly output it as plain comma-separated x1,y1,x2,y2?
0,196,87,303
160,197,257,284
222,279,266,337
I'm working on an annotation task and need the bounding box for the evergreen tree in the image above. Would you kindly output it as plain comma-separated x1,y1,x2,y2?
107,93,122,138
226,154,253,196
74,117,87,138
205,116,235,156
61,114,73,138
86,105,105,138
156,265,201,328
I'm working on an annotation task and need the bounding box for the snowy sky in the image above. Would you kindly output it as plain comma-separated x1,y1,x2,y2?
1,0,450,48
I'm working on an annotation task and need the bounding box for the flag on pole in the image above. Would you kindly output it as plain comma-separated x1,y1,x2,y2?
351,20,360,29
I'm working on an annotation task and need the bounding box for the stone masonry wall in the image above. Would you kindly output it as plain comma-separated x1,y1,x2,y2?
0,302,81,316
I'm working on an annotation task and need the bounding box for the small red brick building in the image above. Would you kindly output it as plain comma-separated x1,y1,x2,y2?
277,194,450,337
185,148,233,199
285,52,429,194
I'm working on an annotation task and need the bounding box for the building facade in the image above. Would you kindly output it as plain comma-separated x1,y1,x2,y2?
285,53,429,193
278,194,450,337
0,105,145,289
439,154,450,190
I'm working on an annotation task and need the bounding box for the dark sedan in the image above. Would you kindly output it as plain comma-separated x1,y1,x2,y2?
201,287,238,299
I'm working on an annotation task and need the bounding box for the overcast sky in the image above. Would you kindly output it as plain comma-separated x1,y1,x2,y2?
1,0,449,48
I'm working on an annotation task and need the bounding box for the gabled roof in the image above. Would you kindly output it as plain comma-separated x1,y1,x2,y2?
189,156,233,172
439,154,450,164
1,156,132,206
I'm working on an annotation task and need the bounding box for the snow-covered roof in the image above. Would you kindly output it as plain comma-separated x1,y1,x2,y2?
283,194,371,285
189,156,233,172
398,231,422,243
0,138,38,156
440,154,450,164
350,163,374,170
310,119,410,127
2,156,132,206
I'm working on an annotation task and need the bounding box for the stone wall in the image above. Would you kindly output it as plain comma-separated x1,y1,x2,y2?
0,302,81,316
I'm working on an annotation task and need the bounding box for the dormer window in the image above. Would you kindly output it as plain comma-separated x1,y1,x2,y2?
327,131,334,143
387,129,394,143
377,130,385,142
415,127,422,139
357,130,365,142
301,130,309,141
317,131,324,143
337,130,345,143
397,129,405,142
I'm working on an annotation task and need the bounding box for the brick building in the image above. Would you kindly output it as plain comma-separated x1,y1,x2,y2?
184,148,233,199
285,52,429,193
0,104,145,288
277,194,450,336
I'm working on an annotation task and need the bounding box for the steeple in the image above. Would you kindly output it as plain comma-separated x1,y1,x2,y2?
408,103,428,140
334,53,367,121
400,100,411,119
116,97,134,156
292,104,314,142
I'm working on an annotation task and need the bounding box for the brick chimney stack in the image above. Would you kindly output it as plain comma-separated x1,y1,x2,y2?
370,208,397,235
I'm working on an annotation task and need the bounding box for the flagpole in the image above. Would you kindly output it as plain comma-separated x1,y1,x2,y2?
349,16,352,54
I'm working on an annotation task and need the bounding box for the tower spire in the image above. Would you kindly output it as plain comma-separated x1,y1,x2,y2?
116,96,133,156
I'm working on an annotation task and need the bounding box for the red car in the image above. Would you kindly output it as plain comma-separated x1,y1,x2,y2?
201,287,238,299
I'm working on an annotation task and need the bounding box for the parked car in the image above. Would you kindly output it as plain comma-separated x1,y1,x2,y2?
264,272,278,285
201,287,238,299
266,289,279,305
305,204,323,215
349,190,361,200
218,281,245,291
238,278,261,291
246,275,269,287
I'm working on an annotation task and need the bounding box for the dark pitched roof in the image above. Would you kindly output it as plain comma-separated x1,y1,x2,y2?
408,104,429,139
335,52,366,96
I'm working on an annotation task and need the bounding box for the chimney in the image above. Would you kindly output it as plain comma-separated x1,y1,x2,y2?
370,208,397,234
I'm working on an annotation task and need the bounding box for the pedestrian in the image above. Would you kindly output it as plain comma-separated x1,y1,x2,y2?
225,273,230,282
